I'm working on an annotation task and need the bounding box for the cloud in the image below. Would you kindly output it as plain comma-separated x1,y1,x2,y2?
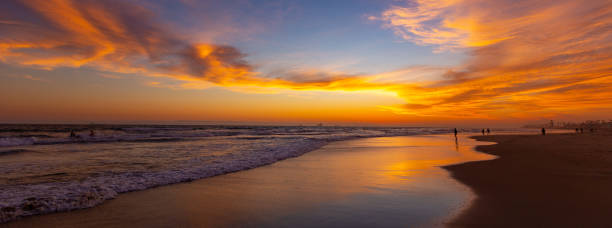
0,0,262,84
372,0,612,119
21,74,44,81
99,73,122,79
3,73,47,82
0,0,414,94
0,0,395,92
1,0,611,121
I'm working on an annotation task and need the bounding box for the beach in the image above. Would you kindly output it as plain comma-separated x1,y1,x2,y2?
2,135,494,227
0,125,420,223
1,0,610,226
444,132,612,227
3,131,611,227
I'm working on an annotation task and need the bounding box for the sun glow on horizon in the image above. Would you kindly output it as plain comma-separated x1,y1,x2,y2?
1,0,611,125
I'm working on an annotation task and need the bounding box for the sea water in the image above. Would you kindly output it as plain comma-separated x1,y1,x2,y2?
0,124,457,222
0,124,533,223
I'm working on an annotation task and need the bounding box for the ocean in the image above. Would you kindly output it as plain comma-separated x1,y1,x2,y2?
0,124,460,222
0,124,541,223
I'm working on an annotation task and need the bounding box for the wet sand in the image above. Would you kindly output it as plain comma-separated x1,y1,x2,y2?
2,135,493,227
444,133,612,227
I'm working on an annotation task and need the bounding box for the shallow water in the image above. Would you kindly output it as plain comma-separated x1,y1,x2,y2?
2,125,438,222
3,134,495,227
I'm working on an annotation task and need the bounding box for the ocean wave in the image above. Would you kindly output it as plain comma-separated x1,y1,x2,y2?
0,135,202,147
0,138,331,223
0,149,31,156
0,130,263,148
0,126,461,223
0,137,35,147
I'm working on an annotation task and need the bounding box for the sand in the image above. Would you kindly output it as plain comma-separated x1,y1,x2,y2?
444,132,612,227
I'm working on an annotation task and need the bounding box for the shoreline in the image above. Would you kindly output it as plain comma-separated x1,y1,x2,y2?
0,132,422,224
0,138,330,224
443,133,612,227
2,134,492,227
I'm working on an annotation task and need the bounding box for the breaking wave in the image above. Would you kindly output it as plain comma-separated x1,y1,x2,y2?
0,125,458,223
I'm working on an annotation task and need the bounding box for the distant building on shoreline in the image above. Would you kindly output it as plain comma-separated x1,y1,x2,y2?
523,119,612,130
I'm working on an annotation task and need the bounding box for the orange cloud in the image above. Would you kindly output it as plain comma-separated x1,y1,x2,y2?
0,0,399,93
372,0,612,120
1,0,611,122
0,0,265,84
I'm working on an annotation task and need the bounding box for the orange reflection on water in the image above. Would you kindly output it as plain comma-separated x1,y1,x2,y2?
5,134,496,227
328,135,496,187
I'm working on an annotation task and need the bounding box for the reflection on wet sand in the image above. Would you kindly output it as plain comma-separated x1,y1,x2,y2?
3,135,495,228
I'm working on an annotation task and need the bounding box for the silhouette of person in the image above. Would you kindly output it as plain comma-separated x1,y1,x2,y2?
486,128,491,135
454,134,459,151
482,129,485,135
541,128,546,135
89,130,95,137
454,128,458,137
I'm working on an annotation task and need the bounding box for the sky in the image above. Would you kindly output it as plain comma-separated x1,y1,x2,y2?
0,0,611,126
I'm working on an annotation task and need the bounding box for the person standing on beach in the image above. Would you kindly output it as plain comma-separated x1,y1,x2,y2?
541,128,546,135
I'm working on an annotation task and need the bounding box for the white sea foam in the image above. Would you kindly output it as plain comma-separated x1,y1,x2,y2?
0,138,35,147
0,138,332,222
0,125,456,223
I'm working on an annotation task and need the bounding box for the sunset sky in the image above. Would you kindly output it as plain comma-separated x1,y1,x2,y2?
1,0,611,126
